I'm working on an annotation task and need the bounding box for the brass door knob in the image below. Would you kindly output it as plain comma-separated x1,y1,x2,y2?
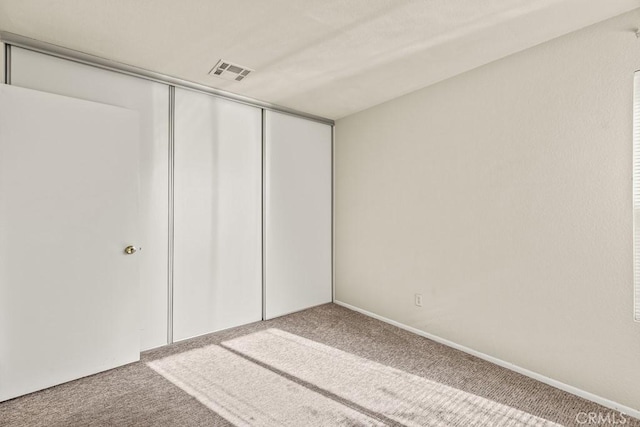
124,245,139,255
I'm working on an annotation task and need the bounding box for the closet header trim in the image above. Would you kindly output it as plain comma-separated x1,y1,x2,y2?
0,32,334,126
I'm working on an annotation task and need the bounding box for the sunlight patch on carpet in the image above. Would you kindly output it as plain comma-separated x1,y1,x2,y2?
222,329,561,427
147,345,384,427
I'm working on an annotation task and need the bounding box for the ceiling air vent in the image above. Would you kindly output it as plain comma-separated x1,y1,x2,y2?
208,60,253,82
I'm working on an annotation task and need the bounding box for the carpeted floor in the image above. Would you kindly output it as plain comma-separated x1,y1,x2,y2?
0,303,637,427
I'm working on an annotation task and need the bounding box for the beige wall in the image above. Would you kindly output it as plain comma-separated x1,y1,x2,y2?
335,9,640,410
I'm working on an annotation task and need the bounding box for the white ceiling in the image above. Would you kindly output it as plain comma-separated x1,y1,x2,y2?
0,0,638,119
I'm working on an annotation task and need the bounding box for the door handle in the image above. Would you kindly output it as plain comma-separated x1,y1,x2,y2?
124,245,141,255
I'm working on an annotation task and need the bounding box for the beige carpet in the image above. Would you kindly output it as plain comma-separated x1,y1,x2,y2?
0,303,637,427
221,329,561,426
148,344,384,426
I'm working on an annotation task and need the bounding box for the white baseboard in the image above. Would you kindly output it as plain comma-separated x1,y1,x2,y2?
333,300,640,420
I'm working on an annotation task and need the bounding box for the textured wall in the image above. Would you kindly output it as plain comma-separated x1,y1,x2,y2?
335,9,640,410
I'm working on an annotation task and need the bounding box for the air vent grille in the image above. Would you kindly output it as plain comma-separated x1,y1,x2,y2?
209,60,253,82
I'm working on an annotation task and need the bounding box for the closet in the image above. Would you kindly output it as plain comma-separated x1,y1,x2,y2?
1,43,333,400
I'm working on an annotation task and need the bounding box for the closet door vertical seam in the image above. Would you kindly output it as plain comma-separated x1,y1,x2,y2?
4,44,11,84
262,109,267,320
167,86,175,344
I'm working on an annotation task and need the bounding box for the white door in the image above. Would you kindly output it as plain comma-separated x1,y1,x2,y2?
0,84,141,402
264,111,332,319
173,88,262,340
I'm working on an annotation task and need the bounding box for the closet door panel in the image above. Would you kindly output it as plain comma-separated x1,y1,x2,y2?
174,88,262,341
10,47,170,351
265,111,332,319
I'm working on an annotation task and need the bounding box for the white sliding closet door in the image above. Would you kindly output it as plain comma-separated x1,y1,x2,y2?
174,88,262,341
0,84,140,402
264,111,332,319
11,47,170,351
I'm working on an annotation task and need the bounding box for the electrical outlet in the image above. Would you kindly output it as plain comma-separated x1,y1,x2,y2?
414,293,423,307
